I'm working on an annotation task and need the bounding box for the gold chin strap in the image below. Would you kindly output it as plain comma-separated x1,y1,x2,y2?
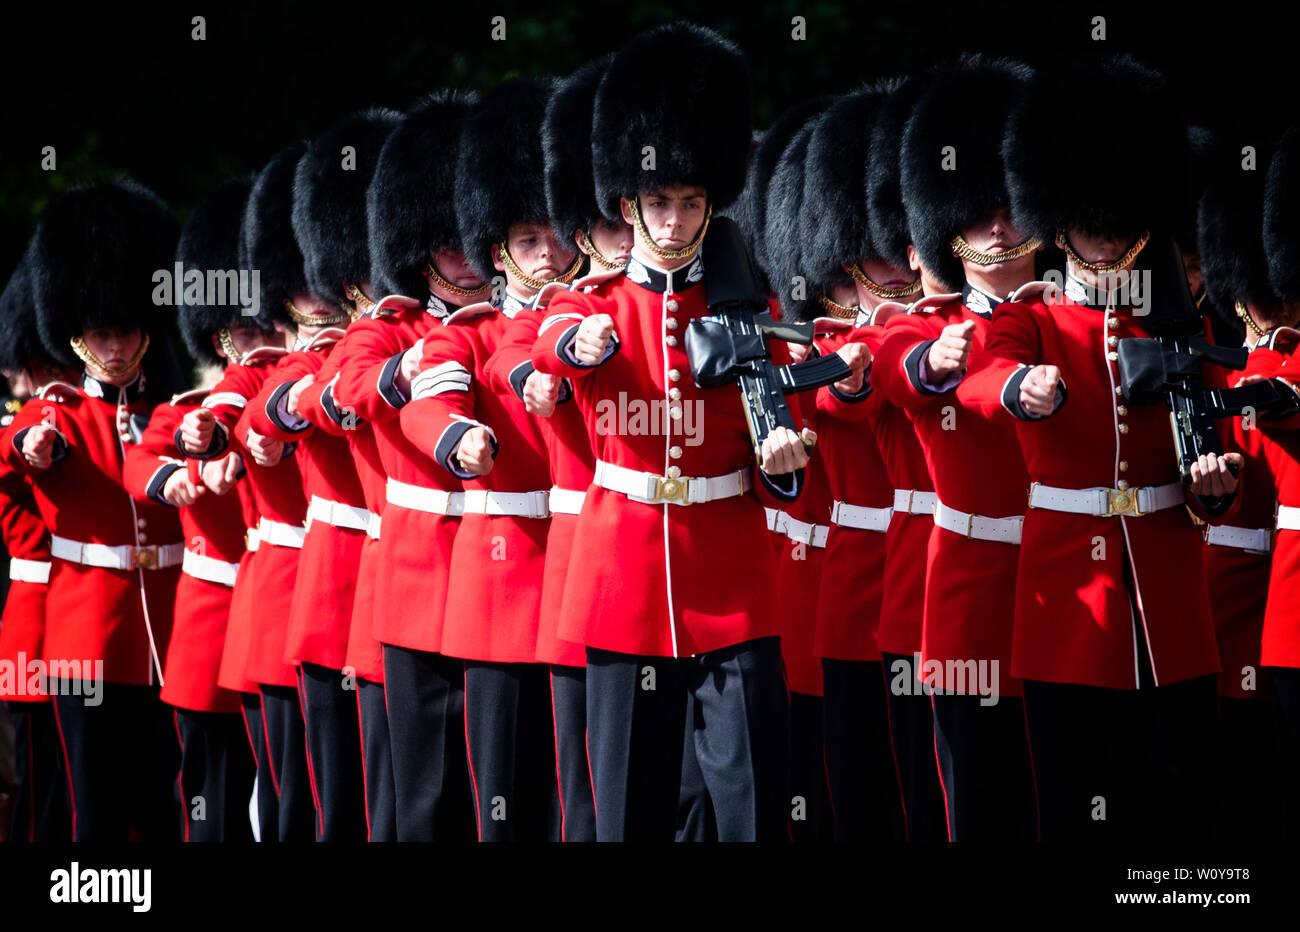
1236,301,1268,339
497,244,582,292
580,229,623,271
344,282,377,319
70,332,151,379
425,259,491,299
817,294,858,320
1057,230,1151,274
216,327,242,363
284,298,349,328
627,197,711,262
949,233,1043,266
842,263,922,299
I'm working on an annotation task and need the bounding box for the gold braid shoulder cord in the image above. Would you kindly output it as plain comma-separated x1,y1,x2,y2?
579,229,623,271
69,332,151,379
496,242,583,292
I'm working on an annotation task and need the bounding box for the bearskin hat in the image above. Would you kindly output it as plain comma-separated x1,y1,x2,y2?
176,177,255,368
866,74,928,272
455,76,557,281
0,255,50,374
1003,55,1189,242
765,110,831,321
592,23,752,221
1178,126,1217,255
1265,126,1300,302
367,90,477,300
292,107,402,303
544,57,613,244
900,56,1034,291
1198,134,1274,313
717,131,763,263
242,143,309,323
28,180,180,376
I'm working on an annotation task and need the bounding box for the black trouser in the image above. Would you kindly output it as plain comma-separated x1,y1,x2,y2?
5,701,69,842
240,692,277,842
880,652,947,841
296,663,365,842
821,659,906,841
258,684,315,842
1266,667,1300,839
1214,693,1287,840
788,691,833,842
549,665,595,842
587,636,789,842
931,692,1037,841
175,708,255,842
52,681,179,842
382,645,474,841
462,660,556,842
356,677,395,842
675,689,718,841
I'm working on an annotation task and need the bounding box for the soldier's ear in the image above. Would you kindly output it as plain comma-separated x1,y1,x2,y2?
210,332,228,361
619,196,635,227
490,242,506,274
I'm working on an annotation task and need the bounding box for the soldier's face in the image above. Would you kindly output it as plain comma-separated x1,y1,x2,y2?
960,208,1032,255
1245,298,1300,332
853,257,919,309
497,222,577,286
430,248,484,290
81,326,143,383
222,321,281,358
624,186,707,251
1182,251,1203,297
291,293,343,338
1064,228,1140,269
4,369,33,399
581,217,634,265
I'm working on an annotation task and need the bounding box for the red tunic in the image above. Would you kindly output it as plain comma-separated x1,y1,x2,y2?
2,376,182,686
0,426,51,702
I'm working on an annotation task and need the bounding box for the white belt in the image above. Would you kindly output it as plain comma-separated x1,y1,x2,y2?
1205,523,1273,554
460,489,551,519
306,495,372,532
780,514,830,548
182,548,240,587
1275,504,1300,534
765,507,782,532
830,500,893,533
1028,481,1183,517
245,527,260,552
257,517,307,549
933,501,1023,545
385,478,466,516
8,558,51,584
50,534,183,571
594,459,751,506
366,512,382,540
548,487,586,516
893,489,938,516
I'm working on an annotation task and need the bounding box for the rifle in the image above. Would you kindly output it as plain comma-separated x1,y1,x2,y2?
684,217,853,460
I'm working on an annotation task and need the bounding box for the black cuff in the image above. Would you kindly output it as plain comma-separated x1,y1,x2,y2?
320,382,361,430
507,360,535,402
265,381,311,435
146,463,183,506
558,323,620,369
1195,490,1235,519
557,378,574,405
12,426,69,465
905,340,953,396
759,465,803,502
435,421,499,480
828,366,873,403
174,421,228,460
377,352,408,409
1002,366,1067,420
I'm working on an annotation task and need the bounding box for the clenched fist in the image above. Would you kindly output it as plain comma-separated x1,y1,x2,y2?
245,429,286,467
1190,452,1243,497
163,469,205,507
833,342,873,395
927,319,976,378
759,425,812,476
454,426,496,476
1019,365,1062,417
286,375,313,418
21,424,57,470
201,452,243,495
179,408,216,455
523,371,561,417
573,314,616,365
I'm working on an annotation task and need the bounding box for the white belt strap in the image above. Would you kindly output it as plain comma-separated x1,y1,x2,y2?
385,478,466,516
548,487,586,516
306,495,372,532
780,514,830,548
245,527,260,552
765,507,782,532
593,460,752,506
50,535,183,571
1205,523,1273,554
257,517,307,549
1028,481,1183,517
893,489,938,516
366,512,382,540
8,558,51,584
830,500,893,533
460,489,551,519
182,549,240,587
1275,504,1300,534
933,501,1023,545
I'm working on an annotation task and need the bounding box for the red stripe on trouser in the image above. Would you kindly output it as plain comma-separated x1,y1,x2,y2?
296,669,324,838
50,698,77,841
356,685,371,841
930,693,952,842
173,710,190,842
258,692,281,795
549,669,566,842
1021,694,1042,841
462,667,482,840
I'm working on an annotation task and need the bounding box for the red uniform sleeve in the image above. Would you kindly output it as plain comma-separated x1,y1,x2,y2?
955,301,1055,422
399,324,493,479
244,354,321,444
3,393,73,474
485,309,549,402
871,312,950,411
530,290,617,380
294,348,351,437
123,402,185,506
331,317,417,424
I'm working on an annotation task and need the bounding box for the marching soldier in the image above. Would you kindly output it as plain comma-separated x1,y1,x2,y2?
5,181,188,841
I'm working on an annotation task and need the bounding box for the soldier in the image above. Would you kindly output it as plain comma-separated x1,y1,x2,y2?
5,181,188,841
955,57,1241,839
0,255,74,841
400,77,578,842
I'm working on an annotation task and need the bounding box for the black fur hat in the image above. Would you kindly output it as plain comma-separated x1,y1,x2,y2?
544,57,613,243
716,131,763,263
455,76,557,281
292,107,402,302
900,56,1033,291
242,142,309,322
1265,126,1300,302
804,87,890,283
1003,55,1189,241
28,180,180,372
592,23,751,221
176,177,255,368
1179,126,1217,255
765,111,830,320
1198,134,1274,312
0,255,51,373
866,74,928,271
367,90,477,299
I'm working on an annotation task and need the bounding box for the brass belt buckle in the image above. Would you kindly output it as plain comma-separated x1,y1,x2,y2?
132,546,157,569
1106,488,1139,517
653,475,691,505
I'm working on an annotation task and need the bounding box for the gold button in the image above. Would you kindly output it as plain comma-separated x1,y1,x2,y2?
1117,480,1130,491
1108,317,1120,330
668,388,682,401
1107,351,1118,362
1116,404,1128,416
1118,423,1129,434
665,318,678,330
669,405,683,420
667,299,680,313
668,369,681,382
666,336,678,347
1107,335,1119,347
669,445,683,459
137,519,146,528
666,466,681,479
1115,386,1124,396
137,533,148,544
1119,460,1129,471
